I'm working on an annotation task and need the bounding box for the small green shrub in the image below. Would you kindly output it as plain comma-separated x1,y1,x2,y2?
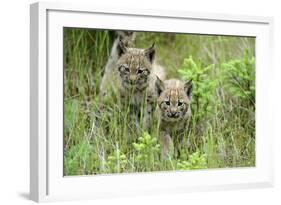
178,56,219,123
106,145,128,173
177,151,207,170
133,132,160,171
222,49,255,107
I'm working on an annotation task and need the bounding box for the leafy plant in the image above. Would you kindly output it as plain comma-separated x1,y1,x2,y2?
222,49,255,107
106,145,128,173
177,151,207,170
178,56,219,122
133,132,160,171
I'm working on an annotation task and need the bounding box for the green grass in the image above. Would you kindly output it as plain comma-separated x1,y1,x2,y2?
63,28,255,175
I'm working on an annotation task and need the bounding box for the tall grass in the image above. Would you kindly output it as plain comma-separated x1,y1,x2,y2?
63,28,255,175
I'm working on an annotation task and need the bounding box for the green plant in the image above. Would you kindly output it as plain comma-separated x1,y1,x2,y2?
222,49,255,107
64,28,114,99
133,132,160,171
106,145,128,173
177,151,207,170
178,56,219,122
64,141,99,175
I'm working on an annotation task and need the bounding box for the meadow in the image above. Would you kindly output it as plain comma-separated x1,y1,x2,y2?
63,28,255,175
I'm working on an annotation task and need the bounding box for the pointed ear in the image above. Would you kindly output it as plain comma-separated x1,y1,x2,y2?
144,43,155,63
117,40,127,57
184,79,193,100
155,76,164,96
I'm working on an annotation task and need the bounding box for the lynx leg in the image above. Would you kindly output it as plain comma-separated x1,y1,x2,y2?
141,94,154,131
159,131,174,159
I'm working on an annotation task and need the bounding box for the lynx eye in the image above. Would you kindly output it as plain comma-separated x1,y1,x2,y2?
119,65,129,72
137,69,143,74
178,101,183,106
165,101,170,106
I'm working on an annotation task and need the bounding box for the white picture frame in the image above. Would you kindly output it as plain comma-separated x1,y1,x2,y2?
30,1,274,202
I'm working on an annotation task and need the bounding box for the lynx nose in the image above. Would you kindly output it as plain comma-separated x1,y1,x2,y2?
129,75,137,83
169,111,178,118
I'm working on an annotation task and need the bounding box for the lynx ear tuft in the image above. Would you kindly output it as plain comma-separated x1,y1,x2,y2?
117,40,128,57
144,43,155,63
184,79,193,100
155,76,164,96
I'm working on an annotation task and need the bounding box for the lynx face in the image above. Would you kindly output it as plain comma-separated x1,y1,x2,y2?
116,41,155,91
156,78,193,122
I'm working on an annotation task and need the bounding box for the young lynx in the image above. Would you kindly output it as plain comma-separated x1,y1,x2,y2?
100,31,136,95
100,39,165,127
156,78,193,157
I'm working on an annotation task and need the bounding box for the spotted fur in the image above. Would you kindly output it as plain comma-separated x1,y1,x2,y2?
100,31,136,94
155,78,193,157
100,36,166,128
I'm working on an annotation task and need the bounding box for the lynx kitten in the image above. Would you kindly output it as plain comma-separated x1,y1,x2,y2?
100,39,165,127
155,78,193,157
100,31,136,95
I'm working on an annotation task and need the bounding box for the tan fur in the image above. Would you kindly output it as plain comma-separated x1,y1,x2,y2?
100,31,136,94
100,37,166,128
156,78,193,157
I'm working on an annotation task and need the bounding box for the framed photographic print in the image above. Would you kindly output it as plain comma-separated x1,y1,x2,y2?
30,2,274,202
